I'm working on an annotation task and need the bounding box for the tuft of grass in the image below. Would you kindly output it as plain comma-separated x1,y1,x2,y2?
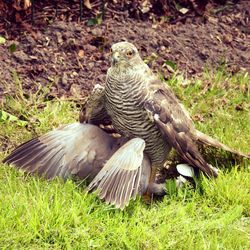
0,70,249,249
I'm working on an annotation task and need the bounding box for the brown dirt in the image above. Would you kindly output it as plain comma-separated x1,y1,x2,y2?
0,0,249,101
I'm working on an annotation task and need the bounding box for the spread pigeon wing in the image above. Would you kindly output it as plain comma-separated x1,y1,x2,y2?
3,123,117,180
143,78,218,177
88,138,145,209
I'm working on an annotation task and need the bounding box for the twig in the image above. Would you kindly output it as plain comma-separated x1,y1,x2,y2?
31,0,35,24
101,0,106,20
170,14,194,24
75,52,84,70
106,7,127,15
80,0,83,21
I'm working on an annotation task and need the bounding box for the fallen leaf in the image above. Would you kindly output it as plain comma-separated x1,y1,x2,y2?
87,15,102,26
78,49,84,58
179,8,189,14
0,36,6,44
84,0,92,10
24,0,31,10
9,43,17,53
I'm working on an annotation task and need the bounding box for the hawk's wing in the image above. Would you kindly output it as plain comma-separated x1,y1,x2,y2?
79,84,111,126
143,78,218,177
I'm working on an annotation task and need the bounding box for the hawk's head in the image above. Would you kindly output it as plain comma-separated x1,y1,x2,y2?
110,42,143,69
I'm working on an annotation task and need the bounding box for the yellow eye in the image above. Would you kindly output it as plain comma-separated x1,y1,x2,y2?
127,50,133,57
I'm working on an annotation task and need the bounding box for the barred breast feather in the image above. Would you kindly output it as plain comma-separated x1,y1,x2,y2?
105,70,171,165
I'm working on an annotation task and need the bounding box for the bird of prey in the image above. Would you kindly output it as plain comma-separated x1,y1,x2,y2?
3,42,249,209
84,41,249,201
3,123,164,209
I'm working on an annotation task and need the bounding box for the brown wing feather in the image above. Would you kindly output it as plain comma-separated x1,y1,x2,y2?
143,78,217,176
196,130,250,158
146,80,194,132
80,84,111,125
154,117,217,176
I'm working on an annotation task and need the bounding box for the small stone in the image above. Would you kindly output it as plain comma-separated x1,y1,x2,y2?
71,71,78,77
62,72,68,85
88,62,95,69
160,46,166,51
78,49,84,58
55,32,63,44
70,83,82,97
84,44,97,52
207,16,218,24
91,28,102,37
223,34,233,44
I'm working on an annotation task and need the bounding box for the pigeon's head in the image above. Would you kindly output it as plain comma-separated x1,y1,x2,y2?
110,42,143,69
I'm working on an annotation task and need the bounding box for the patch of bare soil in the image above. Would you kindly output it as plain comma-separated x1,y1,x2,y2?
0,1,249,101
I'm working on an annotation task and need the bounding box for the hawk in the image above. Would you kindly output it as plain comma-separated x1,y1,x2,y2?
85,41,249,201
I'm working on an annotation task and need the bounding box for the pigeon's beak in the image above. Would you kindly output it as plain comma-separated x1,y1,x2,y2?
112,52,120,65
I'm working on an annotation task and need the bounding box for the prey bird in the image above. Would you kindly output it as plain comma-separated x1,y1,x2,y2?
3,123,164,209
85,41,249,201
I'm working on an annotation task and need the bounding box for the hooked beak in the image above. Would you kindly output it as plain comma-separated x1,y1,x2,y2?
112,51,120,65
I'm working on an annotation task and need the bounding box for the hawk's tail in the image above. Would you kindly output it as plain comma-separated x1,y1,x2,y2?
196,130,250,158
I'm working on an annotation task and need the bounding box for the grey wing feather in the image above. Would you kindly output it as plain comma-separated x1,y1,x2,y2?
3,123,117,180
88,138,145,209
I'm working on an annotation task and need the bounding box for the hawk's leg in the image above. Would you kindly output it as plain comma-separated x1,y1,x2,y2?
143,166,158,203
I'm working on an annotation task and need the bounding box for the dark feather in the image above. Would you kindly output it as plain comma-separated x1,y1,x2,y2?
154,116,217,176
196,130,250,158
141,77,221,176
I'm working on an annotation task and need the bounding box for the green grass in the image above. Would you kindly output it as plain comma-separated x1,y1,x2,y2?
0,70,249,249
